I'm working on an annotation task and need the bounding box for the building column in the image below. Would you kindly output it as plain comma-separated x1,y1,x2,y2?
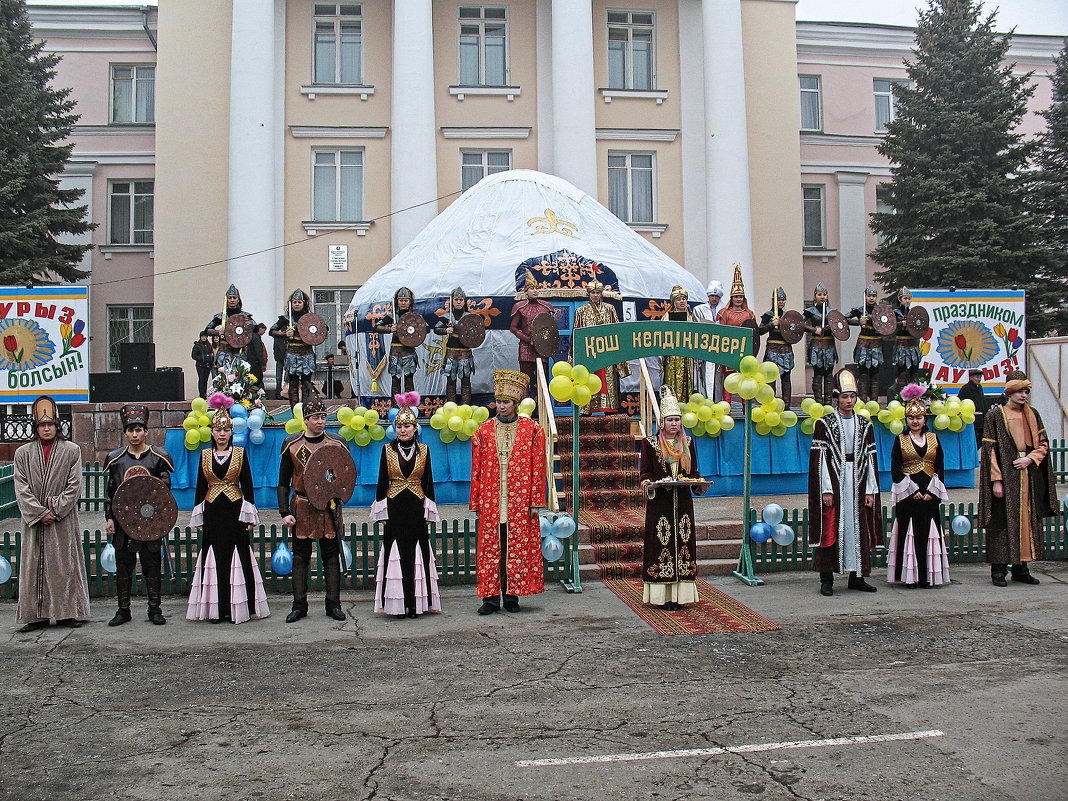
702,0,753,290
550,0,597,197
836,170,870,352
678,0,707,276
391,0,438,255
228,0,278,323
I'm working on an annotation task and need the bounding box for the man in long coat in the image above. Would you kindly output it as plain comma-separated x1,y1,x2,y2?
807,369,883,596
509,270,556,399
14,396,90,631
470,369,547,614
978,370,1057,586
571,279,630,414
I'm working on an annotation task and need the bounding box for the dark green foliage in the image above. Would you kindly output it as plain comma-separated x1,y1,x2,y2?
0,0,93,284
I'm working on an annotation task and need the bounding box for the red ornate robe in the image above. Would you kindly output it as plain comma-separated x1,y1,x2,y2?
470,416,547,597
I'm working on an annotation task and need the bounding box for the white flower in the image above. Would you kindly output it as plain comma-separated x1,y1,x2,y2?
228,383,242,395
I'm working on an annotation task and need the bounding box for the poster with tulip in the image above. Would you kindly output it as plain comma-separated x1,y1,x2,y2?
911,289,1025,396
0,286,89,402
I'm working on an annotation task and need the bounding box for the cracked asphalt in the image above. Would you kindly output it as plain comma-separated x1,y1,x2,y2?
1,561,1065,801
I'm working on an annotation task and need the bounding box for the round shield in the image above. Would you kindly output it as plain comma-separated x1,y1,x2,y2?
870,303,897,336
296,312,329,346
304,444,357,511
530,313,560,359
825,309,851,341
396,311,428,348
777,310,806,345
112,475,178,542
905,305,930,338
455,313,487,349
223,313,253,348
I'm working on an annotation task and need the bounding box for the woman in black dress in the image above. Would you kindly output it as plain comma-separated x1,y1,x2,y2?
371,393,441,617
887,398,950,588
187,408,270,623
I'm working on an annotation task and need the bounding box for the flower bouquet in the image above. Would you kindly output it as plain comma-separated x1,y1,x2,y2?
207,358,269,413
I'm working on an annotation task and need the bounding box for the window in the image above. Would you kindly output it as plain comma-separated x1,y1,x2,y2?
111,65,154,123
799,75,821,131
312,150,363,222
607,10,654,90
458,6,508,86
874,79,907,132
108,181,153,245
313,3,363,84
461,150,511,191
107,305,152,372
313,288,357,360
802,185,825,249
608,152,655,223
875,183,895,246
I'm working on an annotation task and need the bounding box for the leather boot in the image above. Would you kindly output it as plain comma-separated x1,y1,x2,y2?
109,567,133,626
324,554,345,620
1011,564,1040,585
288,381,300,410
848,571,877,592
991,564,1008,587
444,377,457,404
781,373,792,408
146,574,166,625
819,571,834,596
287,556,309,622
810,373,822,406
460,377,472,406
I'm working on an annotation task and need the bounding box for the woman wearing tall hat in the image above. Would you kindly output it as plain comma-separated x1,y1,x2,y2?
375,287,420,399
187,408,270,624
370,392,442,618
660,285,695,404
886,398,950,588
639,386,709,610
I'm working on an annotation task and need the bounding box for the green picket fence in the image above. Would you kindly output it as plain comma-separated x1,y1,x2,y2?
0,518,574,600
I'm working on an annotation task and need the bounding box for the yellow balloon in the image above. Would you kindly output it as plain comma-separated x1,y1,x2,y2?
354,406,368,418
891,406,906,421
801,418,816,435
756,384,775,406
706,418,721,436
293,403,304,423
756,422,771,436
586,373,602,394
801,397,815,413
351,415,366,430
285,418,303,434
774,398,785,412
751,406,766,423
369,424,386,440
690,393,705,405
337,406,355,425
458,404,472,420
198,426,211,442
182,416,198,431
718,401,731,415
934,414,950,430
720,415,735,431
782,410,798,427
823,405,834,416
473,406,490,423
448,415,463,431
764,411,780,428
856,408,871,418
440,428,456,444
430,412,446,430
442,402,458,415
198,415,211,428
889,419,904,435
354,429,371,446
760,362,780,383
961,412,975,424
551,361,573,379
549,375,574,402
519,398,536,415
463,419,478,436
739,355,759,377
738,378,760,400
930,400,946,415
949,416,964,432
339,425,355,440
723,372,742,394
573,385,592,407
363,409,380,425
571,365,590,383
191,397,208,414
878,409,892,424
960,398,975,413
697,405,713,422
184,428,200,447
772,424,788,437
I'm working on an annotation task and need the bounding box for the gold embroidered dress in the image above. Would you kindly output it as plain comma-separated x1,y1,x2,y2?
572,300,630,413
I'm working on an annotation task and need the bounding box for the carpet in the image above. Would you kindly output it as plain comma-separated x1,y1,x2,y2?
602,576,780,636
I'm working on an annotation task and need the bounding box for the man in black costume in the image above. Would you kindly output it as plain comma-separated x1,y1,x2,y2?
278,398,348,622
104,404,174,626
205,284,257,375
374,287,420,398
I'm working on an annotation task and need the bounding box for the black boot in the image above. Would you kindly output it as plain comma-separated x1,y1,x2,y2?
847,572,877,592
991,563,1008,587
819,571,834,596
460,377,472,406
146,574,166,625
109,567,133,627
324,554,345,620
287,556,309,622
1010,564,1040,585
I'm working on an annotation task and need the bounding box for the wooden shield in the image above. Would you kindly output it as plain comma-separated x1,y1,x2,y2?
777,310,806,345
396,312,428,348
870,303,897,336
905,305,930,338
296,312,329,346
530,312,560,358
112,475,178,541
223,313,253,348
304,444,357,511
455,313,486,348
825,309,851,341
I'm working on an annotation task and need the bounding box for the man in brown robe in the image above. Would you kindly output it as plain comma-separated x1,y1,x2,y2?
978,371,1057,586
14,396,90,631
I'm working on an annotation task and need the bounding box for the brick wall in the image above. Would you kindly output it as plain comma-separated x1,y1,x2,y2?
70,402,193,463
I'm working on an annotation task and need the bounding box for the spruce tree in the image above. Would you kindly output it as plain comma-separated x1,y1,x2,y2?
0,0,92,284
869,0,1051,334
1032,39,1068,336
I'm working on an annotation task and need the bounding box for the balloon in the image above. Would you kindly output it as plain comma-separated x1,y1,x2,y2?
370,424,386,440
337,406,355,425
247,411,265,430
690,393,705,405
541,535,564,562
456,431,471,442
430,412,446,430
705,417,721,436
738,378,759,400
933,413,950,430
198,427,211,442
249,428,265,445
539,516,553,538
447,415,463,432
586,373,603,394
0,554,10,584
951,515,971,536
181,416,197,431
681,411,698,428
463,419,478,436
697,405,713,422
100,543,117,573
571,365,590,383
354,429,371,446
692,422,706,437
760,361,780,383
959,398,975,413
889,419,904,435
552,515,577,539
930,400,946,415
271,541,293,576
442,401,458,415
474,406,490,423
782,410,798,427
890,406,906,421
364,409,380,425
801,397,815,413
339,425,355,440
185,429,200,448
518,398,536,415
739,355,759,376
191,397,208,414
763,411,780,428
856,408,871,418
749,406,766,423
198,415,211,428
756,384,775,406
548,375,574,403
800,418,815,435
551,361,573,378
232,431,247,447
878,409,892,424
229,403,248,419
774,398,785,412
772,424,788,437
946,397,961,411
232,417,248,433
720,415,735,431
723,372,742,394
948,416,964,432
439,428,456,443
292,403,304,423
749,522,772,543
866,400,881,416
458,404,472,420
385,425,398,441
388,408,399,422
762,503,784,525
354,406,368,418
771,523,796,546
285,418,303,434
350,415,366,431
823,405,834,416
572,385,592,408
961,412,975,424
756,422,771,436
888,400,902,412
340,540,353,573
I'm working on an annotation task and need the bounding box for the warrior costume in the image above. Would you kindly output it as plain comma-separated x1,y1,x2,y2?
846,285,884,402
803,283,838,405
104,404,174,626
891,288,923,395
270,289,319,410
434,287,475,405
757,287,794,403
205,284,257,375
374,287,420,398
510,271,556,400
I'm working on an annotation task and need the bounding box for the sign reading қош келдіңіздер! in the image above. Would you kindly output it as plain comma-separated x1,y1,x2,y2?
570,320,753,372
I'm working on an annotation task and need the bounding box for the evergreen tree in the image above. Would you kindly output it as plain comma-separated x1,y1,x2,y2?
869,0,1053,334
1032,39,1068,336
0,0,92,284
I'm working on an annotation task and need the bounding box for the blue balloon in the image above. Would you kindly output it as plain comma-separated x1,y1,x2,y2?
951,514,971,536
749,522,773,543
385,425,398,441
761,503,784,526
248,428,265,445
552,515,577,539
232,417,248,433
247,411,265,430
100,543,117,573
541,535,564,562
0,554,11,584
539,516,553,538
271,541,293,576
771,523,795,546
229,403,248,419
232,431,248,447
388,408,399,422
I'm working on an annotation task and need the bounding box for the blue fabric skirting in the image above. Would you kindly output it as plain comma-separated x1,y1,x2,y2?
442,355,475,379
854,344,884,368
765,350,795,372
807,345,838,370
892,346,922,368
284,351,317,376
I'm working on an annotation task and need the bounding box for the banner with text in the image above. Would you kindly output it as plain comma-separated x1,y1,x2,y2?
571,320,752,372
0,286,90,402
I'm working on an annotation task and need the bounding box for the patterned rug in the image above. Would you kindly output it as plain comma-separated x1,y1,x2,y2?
602,576,781,636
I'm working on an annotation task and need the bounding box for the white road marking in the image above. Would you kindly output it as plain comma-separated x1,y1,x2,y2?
515,730,945,767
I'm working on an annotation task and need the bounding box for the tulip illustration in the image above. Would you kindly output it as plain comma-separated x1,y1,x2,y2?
922,328,933,341
954,333,972,362
920,341,930,356
994,323,1006,338
60,320,86,355
3,334,23,364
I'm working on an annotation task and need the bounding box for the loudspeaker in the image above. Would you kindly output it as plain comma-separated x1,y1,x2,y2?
90,372,135,402
90,369,185,402
119,342,155,373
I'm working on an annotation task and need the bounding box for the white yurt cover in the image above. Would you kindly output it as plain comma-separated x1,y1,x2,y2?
344,169,707,400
